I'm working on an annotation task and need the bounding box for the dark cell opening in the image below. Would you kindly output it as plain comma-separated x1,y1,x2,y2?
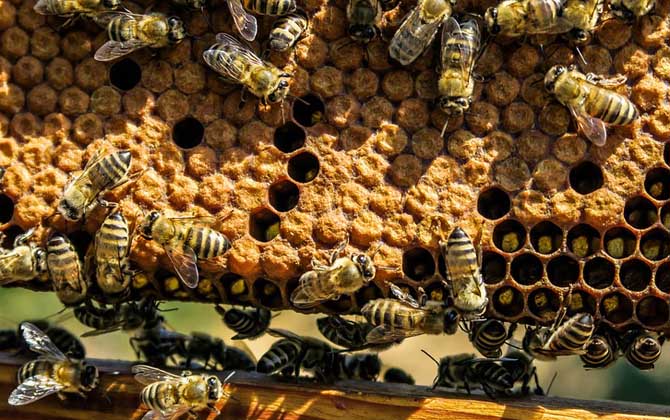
0,194,14,224
109,58,141,91
528,288,560,320
288,152,320,183
655,262,670,293
0,225,24,248
220,273,249,304
477,187,511,220
569,161,603,194
583,257,614,289
566,290,597,316
322,294,354,313
644,167,670,200
253,278,283,309
640,228,670,261
620,259,651,292
172,117,204,149
661,203,670,230
274,122,306,153
636,296,670,327
530,221,562,254
603,226,636,259
67,230,93,260
293,94,325,127
624,196,657,229
547,255,578,287
510,253,543,286
482,251,506,285
355,282,383,308
567,223,600,258
249,208,281,242
665,142,670,166
268,179,300,212
600,292,633,324
492,219,526,253
492,286,524,317
402,247,435,282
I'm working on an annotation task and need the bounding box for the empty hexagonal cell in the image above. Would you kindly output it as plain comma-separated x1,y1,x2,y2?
569,161,603,194
249,208,281,242
528,288,560,320
624,196,657,230
268,179,300,212
655,262,670,294
274,122,306,153
322,294,354,313
402,247,435,282
530,221,562,254
293,94,325,127
620,259,651,292
482,251,506,285
566,290,597,316
492,286,524,317
583,257,614,289
220,273,250,303
511,253,543,286
0,194,14,224
640,228,670,261
492,219,526,253
172,117,204,149
603,227,636,259
644,167,670,200
288,152,320,183
600,292,633,324
253,278,283,309
567,224,600,258
477,187,511,220
0,225,24,248
355,282,383,308
109,58,141,91
636,296,670,327
547,255,578,288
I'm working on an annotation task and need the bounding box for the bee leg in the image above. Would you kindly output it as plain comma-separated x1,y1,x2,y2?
531,367,544,396
208,403,221,414
129,337,142,359
57,391,68,401
330,240,348,265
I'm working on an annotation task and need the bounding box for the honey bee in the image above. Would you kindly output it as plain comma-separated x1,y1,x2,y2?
361,283,460,343
269,10,308,51
242,0,296,17
57,149,132,221
440,227,488,320
89,210,133,297
347,0,382,43
562,0,603,43
0,228,47,285
133,364,233,420
317,315,399,351
257,328,332,377
320,352,381,383
523,311,595,361
622,330,663,370
610,0,655,19
75,298,156,337
94,12,186,62
580,331,619,369
47,233,87,306
215,305,271,340
544,65,639,146
437,17,481,137
383,367,415,385
8,323,99,406
203,33,292,107
484,0,573,37
179,332,257,371
468,319,508,358
389,0,454,65
290,242,379,309
33,0,121,17
138,211,231,289
502,347,544,396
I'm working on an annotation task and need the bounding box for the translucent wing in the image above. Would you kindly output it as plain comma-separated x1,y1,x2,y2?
93,11,141,27
440,16,460,69
0,253,23,285
94,39,147,61
132,364,184,385
142,406,190,420
164,243,199,289
204,33,264,83
33,0,52,15
588,73,627,88
80,324,123,338
365,325,423,344
227,0,258,41
570,106,607,146
20,322,67,361
267,328,302,342
8,375,64,406
390,6,444,65
290,269,341,308
388,283,420,308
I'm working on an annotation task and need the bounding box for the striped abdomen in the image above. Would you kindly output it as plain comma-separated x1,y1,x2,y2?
362,299,425,332
74,304,116,330
546,313,594,354
95,211,131,293
87,150,131,192
47,234,86,305
140,381,179,413
584,84,639,125
241,0,295,15
581,335,616,369
181,225,230,259
443,227,480,288
269,12,308,51
389,0,450,65
470,361,513,391
107,16,137,42
470,320,507,358
526,0,563,32
626,334,661,370
224,308,270,339
257,339,300,374
18,360,54,384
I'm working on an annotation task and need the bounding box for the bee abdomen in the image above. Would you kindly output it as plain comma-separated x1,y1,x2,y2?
472,320,507,357
269,13,307,51
587,90,639,126
580,336,615,368
244,0,295,15
141,382,176,412
18,360,53,383
224,308,256,335
184,227,230,260
90,151,131,191
474,362,513,390
626,334,661,370
257,339,300,374
548,313,594,352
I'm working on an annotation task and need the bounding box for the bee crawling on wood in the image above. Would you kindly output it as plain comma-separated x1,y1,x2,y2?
257,328,333,378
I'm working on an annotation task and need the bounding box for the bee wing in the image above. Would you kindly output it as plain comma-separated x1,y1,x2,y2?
94,39,147,62
33,0,51,15
20,322,67,361
440,17,480,78
290,269,341,308
267,328,302,341
205,33,264,83
570,106,607,146
164,243,199,289
388,283,421,308
8,375,65,406
132,364,185,385
227,0,258,41
92,11,139,27
365,326,418,344
80,324,124,338
142,406,191,420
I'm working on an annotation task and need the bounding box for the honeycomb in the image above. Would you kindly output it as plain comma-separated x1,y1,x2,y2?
1,0,670,333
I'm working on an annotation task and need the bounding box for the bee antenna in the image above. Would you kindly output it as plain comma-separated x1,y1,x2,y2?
440,118,449,138
292,95,309,105
369,242,383,259
575,46,588,67
421,349,440,366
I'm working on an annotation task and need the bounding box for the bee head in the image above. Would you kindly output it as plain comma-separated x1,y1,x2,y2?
268,76,291,103
353,253,375,281
443,307,460,335
167,16,186,44
484,7,500,34
58,196,84,221
348,24,376,43
206,375,223,402
33,247,48,275
103,0,121,8
543,65,565,93
439,96,471,115
80,364,100,391
140,211,161,239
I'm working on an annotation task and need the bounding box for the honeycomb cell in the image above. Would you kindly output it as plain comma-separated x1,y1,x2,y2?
172,117,204,149
477,187,510,220
624,196,657,230
249,208,281,243
620,259,652,292
482,251,506,285
268,179,299,213
0,193,13,223
644,167,670,200
601,292,633,324
511,253,543,286
492,219,526,253
636,296,670,327
583,257,614,290
355,282,383,308
253,278,283,309
493,286,524,317
402,247,435,282
0,225,23,249
655,262,670,293
604,226,637,259
566,223,599,258
220,273,250,304
528,288,560,320
665,142,670,166
109,58,141,92
569,161,603,195
530,221,562,254
288,151,319,183
640,228,670,261
274,122,305,153
547,255,578,288
424,282,448,302
566,289,597,316
293,94,325,127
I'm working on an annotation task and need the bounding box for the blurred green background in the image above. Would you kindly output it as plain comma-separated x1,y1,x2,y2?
1,287,669,405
